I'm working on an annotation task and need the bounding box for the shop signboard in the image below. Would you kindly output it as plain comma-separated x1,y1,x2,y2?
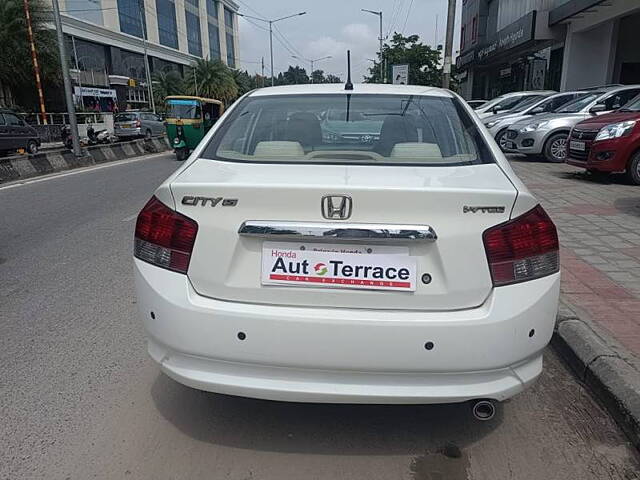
477,11,536,62
74,87,117,98
392,64,409,85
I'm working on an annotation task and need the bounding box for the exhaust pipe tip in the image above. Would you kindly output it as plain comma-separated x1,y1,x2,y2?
471,400,496,421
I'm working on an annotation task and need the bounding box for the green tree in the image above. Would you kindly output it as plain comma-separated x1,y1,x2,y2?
365,33,443,87
186,58,238,103
231,69,254,96
282,65,309,85
152,70,184,112
0,0,61,110
325,74,342,84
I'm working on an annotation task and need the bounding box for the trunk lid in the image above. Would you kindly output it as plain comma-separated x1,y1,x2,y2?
171,159,518,311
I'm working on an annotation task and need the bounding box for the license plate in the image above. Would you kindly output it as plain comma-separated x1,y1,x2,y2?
570,140,586,151
261,242,417,292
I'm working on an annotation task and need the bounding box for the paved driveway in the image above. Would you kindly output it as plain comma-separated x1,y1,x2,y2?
509,156,640,362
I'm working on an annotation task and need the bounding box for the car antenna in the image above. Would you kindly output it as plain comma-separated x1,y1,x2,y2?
345,50,353,91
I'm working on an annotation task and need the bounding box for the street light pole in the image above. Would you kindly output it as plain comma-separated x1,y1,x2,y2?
51,0,81,156
238,11,307,87
292,55,332,84
442,0,457,89
138,0,155,112
362,9,384,83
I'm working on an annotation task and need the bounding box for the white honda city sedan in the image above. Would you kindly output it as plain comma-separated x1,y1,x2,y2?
134,84,559,412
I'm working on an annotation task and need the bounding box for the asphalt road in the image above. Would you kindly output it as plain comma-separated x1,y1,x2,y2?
1,153,639,480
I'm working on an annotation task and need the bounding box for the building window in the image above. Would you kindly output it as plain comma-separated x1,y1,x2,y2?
460,25,466,50
209,23,221,60
185,1,203,57
65,0,104,25
117,0,146,38
156,0,178,49
472,16,478,44
224,7,234,30
206,0,218,18
225,32,235,67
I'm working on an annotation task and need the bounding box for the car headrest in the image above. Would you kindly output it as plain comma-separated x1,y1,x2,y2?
254,141,305,157
390,142,444,161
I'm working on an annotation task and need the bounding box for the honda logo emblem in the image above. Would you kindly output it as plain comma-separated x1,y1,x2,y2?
321,195,352,220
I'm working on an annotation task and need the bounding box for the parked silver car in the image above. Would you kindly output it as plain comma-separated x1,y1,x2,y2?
484,91,591,150
504,85,640,162
114,112,165,140
474,90,556,119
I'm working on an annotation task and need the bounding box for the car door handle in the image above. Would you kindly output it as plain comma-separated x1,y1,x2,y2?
238,221,437,242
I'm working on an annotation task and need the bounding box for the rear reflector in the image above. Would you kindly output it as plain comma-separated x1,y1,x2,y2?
134,196,198,274
483,205,559,286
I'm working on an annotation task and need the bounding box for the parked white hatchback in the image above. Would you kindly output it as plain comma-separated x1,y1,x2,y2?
134,84,559,417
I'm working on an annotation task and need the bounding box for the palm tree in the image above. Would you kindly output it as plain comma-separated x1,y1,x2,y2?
186,59,238,103
0,0,60,109
152,70,184,112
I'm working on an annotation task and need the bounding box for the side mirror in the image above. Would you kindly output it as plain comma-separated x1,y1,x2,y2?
492,106,500,114
589,104,607,114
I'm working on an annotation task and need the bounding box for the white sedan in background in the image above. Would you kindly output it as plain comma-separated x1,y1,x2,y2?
133,83,560,420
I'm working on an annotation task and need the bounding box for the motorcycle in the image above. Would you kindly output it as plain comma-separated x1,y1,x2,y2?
60,124,73,150
87,124,115,144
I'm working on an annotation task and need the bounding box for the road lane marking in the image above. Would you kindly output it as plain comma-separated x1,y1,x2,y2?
0,152,172,191
122,213,138,222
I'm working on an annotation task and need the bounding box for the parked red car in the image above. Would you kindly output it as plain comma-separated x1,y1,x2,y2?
566,96,640,184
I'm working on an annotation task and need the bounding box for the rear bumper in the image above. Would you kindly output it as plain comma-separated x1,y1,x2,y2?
115,127,141,138
135,259,560,403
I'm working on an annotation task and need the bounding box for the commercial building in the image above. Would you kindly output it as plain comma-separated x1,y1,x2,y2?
456,0,640,100
48,0,240,111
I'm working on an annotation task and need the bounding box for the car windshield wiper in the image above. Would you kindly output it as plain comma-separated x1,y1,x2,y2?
617,108,637,112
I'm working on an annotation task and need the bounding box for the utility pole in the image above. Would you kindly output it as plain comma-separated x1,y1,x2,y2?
52,0,81,156
442,0,456,89
137,0,155,112
261,56,265,87
238,11,307,87
23,0,47,124
362,9,384,83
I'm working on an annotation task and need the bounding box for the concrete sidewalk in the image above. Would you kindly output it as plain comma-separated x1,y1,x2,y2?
510,156,640,448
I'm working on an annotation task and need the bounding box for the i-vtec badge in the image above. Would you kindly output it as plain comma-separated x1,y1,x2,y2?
463,206,506,214
181,196,238,207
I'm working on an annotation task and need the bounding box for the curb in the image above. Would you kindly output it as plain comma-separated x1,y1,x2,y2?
552,304,640,450
0,137,171,184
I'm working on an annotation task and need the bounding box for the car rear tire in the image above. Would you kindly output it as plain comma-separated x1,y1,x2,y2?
175,148,188,161
543,133,568,163
626,151,640,185
495,129,508,151
26,140,38,155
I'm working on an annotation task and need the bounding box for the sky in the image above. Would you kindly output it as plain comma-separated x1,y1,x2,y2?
235,0,462,82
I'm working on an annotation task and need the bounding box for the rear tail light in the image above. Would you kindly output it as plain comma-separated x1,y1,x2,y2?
136,119,141,128
134,196,198,274
483,205,559,286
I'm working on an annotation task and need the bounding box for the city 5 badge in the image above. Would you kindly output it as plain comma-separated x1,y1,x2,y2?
261,242,417,292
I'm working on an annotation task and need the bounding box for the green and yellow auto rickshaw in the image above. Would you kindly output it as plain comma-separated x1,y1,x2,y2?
164,96,224,161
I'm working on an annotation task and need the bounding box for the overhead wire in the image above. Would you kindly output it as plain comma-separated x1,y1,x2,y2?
402,0,414,34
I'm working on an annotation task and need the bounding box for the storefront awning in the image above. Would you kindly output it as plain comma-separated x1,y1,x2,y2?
549,0,606,26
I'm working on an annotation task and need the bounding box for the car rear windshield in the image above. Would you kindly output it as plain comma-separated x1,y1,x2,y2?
115,113,137,122
202,94,493,166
